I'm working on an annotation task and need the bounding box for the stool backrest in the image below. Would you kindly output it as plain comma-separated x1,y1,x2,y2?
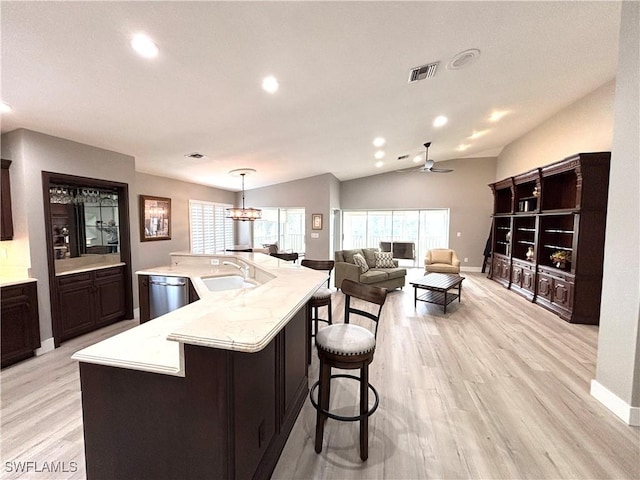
301,259,335,288
340,279,387,339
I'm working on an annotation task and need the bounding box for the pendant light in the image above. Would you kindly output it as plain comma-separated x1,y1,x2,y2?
226,168,262,221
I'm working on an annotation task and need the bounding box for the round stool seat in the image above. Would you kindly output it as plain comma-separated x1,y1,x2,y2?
316,324,376,356
312,287,332,301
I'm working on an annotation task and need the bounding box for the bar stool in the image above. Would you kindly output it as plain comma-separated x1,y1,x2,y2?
309,279,388,461
301,259,335,364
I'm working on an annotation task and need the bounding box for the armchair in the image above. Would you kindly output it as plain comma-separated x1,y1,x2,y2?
425,248,461,274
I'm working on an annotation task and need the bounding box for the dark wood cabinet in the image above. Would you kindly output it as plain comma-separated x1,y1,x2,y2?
1,281,40,368
56,266,126,341
1,159,14,241
489,152,610,324
491,253,511,287
79,305,308,480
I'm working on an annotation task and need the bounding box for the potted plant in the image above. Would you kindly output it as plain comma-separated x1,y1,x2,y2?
550,250,572,269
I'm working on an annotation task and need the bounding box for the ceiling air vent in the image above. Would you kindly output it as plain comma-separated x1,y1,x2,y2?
408,61,439,83
184,152,206,159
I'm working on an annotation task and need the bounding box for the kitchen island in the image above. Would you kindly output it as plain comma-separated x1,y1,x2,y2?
72,252,327,480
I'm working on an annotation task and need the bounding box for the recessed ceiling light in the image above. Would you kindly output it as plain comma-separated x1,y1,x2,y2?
374,150,385,160
375,161,384,168
1,101,12,113
262,76,279,94
456,144,470,151
413,155,423,163
489,110,509,122
131,33,159,58
468,129,489,140
373,137,386,147
433,115,448,128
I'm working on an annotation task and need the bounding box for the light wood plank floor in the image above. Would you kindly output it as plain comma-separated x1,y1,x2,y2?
1,272,638,479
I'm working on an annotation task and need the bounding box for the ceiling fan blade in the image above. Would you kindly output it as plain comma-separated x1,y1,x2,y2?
395,165,426,173
429,167,454,173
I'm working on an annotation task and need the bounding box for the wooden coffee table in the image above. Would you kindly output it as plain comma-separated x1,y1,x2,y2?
410,273,465,313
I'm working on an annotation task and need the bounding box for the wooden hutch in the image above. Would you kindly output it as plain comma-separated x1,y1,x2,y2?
488,152,610,325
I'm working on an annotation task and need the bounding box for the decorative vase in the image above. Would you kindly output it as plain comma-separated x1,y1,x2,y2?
526,246,534,261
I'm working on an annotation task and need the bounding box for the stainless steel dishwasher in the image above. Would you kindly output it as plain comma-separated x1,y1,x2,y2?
148,275,189,320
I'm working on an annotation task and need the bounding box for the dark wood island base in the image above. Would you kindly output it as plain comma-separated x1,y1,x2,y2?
79,307,307,480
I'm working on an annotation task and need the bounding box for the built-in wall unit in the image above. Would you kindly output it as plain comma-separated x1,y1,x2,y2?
42,172,134,346
489,152,610,324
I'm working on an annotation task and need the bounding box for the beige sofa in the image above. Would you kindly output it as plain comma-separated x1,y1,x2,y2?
424,248,461,274
334,248,406,290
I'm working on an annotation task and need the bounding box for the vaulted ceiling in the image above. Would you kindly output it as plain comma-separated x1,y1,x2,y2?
1,1,621,190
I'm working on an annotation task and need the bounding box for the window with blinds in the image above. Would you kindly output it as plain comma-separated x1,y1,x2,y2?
189,200,234,254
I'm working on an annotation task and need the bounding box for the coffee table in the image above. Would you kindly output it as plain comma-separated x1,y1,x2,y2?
410,273,465,313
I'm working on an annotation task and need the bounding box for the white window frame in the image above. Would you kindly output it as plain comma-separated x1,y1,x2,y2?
253,207,305,254
341,209,450,265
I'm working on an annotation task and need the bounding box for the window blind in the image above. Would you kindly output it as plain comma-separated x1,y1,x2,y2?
189,200,233,254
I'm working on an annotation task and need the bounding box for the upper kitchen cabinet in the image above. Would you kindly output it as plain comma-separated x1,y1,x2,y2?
1,159,14,241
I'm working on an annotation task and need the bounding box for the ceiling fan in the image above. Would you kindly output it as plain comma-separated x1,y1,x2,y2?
396,142,453,174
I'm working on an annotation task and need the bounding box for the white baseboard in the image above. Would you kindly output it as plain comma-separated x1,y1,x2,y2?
35,337,55,356
461,266,482,273
590,379,640,426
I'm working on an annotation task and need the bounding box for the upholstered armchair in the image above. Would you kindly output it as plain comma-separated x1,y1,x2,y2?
425,248,461,274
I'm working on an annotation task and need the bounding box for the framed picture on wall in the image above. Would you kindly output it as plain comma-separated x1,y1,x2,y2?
139,195,171,241
312,213,323,230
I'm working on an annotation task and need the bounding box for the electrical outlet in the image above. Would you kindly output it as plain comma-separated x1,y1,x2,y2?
457,232,461,237
210,258,219,265
464,257,469,263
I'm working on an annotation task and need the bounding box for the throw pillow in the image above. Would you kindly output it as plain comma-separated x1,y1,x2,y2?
352,253,369,273
343,249,364,265
362,248,378,268
431,249,453,264
374,251,395,268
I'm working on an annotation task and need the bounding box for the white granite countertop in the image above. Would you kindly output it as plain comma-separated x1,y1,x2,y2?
72,253,328,377
0,275,38,288
56,261,126,276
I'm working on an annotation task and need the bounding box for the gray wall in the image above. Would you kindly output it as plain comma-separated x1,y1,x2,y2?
597,0,640,409
134,172,234,272
238,173,339,260
340,157,497,268
1,129,136,341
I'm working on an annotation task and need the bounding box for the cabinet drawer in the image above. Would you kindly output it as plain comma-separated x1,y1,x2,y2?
537,265,573,282
95,266,124,279
58,272,93,287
